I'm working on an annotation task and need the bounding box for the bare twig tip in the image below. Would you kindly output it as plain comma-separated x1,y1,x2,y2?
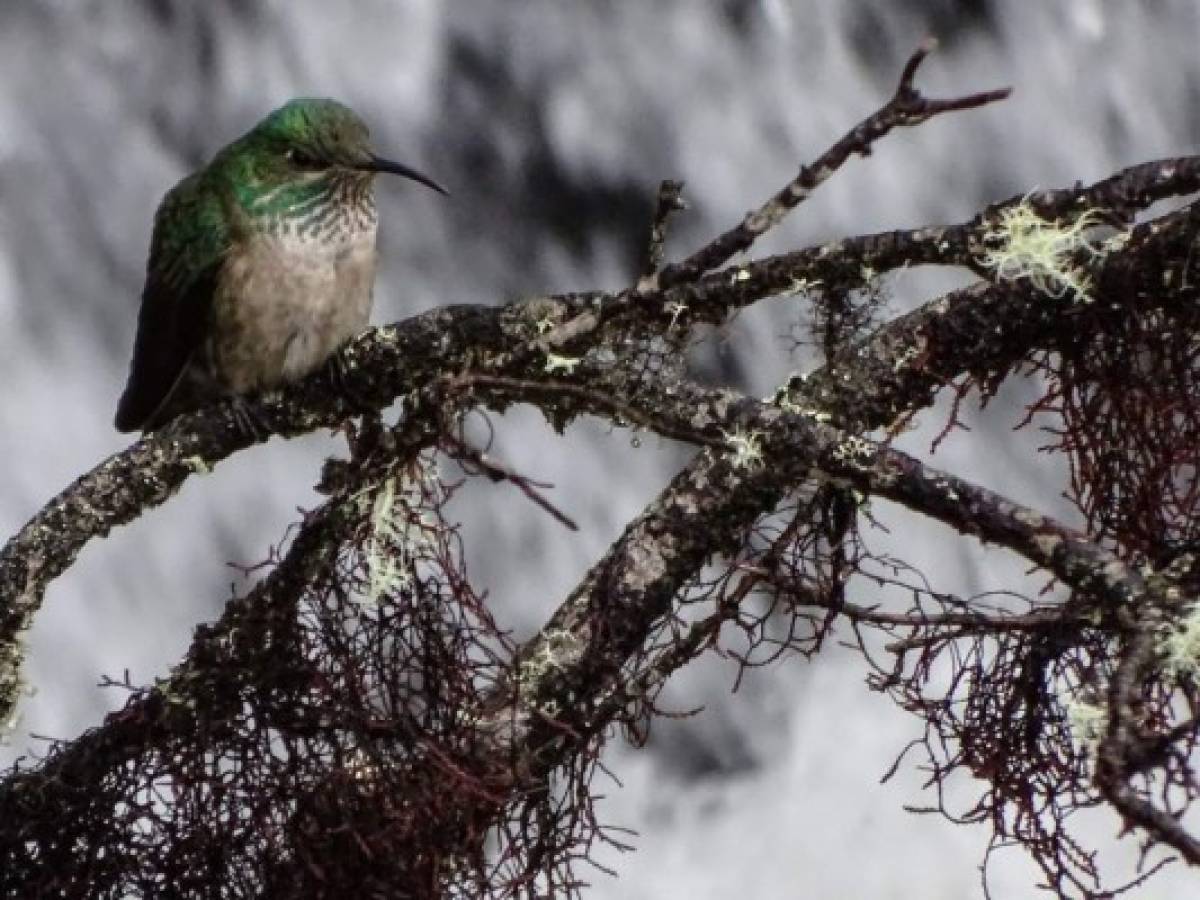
900,38,939,89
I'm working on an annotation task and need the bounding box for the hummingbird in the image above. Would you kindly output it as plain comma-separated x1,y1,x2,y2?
114,98,447,433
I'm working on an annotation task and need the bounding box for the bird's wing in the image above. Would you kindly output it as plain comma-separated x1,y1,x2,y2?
113,171,230,432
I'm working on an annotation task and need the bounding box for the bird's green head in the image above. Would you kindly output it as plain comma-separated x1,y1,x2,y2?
221,98,446,214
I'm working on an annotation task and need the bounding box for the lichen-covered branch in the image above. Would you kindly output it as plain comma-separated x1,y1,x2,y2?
5,44,1200,897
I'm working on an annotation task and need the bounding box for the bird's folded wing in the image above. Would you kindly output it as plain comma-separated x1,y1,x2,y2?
114,172,229,432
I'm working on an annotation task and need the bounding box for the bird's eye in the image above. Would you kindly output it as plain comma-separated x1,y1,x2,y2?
285,148,324,170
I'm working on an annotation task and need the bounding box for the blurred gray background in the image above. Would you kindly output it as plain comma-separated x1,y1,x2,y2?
1,2,1197,897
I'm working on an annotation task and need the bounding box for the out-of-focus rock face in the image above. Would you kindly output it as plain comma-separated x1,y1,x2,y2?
2,3,1198,896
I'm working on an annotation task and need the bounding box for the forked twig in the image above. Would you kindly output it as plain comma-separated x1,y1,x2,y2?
645,37,1011,292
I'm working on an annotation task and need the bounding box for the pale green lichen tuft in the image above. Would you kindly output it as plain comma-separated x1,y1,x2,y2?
1158,602,1200,681
665,300,689,330
183,455,212,475
775,396,832,421
770,382,831,421
544,352,581,375
1065,696,1106,758
364,478,409,601
831,435,875,466
356,463,440,606
722,426,765,470
786,276,823,296
978,197,1111,302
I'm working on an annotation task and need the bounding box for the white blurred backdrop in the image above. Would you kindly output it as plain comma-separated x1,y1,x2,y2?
1,2,1197,896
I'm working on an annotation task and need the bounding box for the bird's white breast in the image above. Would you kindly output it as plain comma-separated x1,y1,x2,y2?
214,218,378,393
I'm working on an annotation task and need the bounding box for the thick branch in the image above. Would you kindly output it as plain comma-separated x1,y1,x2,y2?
484,197,1200,773
457,373,1149,611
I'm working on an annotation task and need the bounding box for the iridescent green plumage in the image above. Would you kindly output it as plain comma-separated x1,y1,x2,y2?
115,98,446,432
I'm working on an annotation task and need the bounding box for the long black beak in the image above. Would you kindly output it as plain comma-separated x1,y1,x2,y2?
362,155,449,196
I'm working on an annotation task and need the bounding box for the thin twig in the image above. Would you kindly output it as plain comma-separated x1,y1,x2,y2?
442,433,579,532
735,562,1079,635
645,38,1011,292
640,179,686,279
